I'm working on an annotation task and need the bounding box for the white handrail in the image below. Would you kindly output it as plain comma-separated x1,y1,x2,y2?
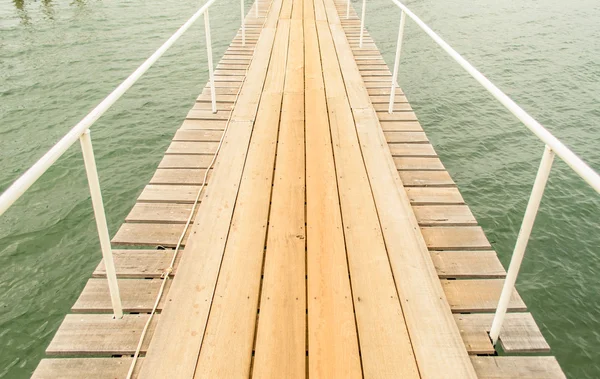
0,0,218,217
379,0,600,348
389,0,600,193
0,0,224,319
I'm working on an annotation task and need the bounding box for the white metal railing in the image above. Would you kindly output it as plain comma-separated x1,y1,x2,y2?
0,0,260,319
351,0,600,346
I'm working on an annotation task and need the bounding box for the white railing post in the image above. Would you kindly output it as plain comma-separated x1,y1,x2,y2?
255,0,259,18
346,0,350,19
489,145,555,344
204,10,217,114
389,10,406,113
79,130,123,319
241,0,246,46
359,0,366,48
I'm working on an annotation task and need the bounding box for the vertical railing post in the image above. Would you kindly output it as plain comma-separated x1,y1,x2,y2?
79,130,123,319
346,0,350,19
255,0,259,18
359,0,366,48
489,145,555,344
204,10,217,114
389,10,406,114
241,0,246,46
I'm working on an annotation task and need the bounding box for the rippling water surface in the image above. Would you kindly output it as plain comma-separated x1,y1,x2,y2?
1,0,599,377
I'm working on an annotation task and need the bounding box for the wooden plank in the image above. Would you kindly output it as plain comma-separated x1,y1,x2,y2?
324,0,476,376
442,279,526,312
196,94,238,103
166,141,218,155
46,314,159,356
377,111,418,121
395,157,445,170
432,251,506,279
72,279,168,313
406,187,465,205
384,131,426,143
399,170,455,187
316,11,419,378
413,205,475,226
190,7,291,379
370,94,408,103
139,0,283,375
111,222,189,247
192,102,234,111
389,143,437,157
252,10,305,377
303,8,362,378
137,184,203,203
32,358,142,379
158,155,214,169
470,356,565,378
93,249,177,278
173,129,223,142
455,313,550,353
421,226,492,250
125,202,192,224
150,169,211,186
180,119,228,130
380,120,421,131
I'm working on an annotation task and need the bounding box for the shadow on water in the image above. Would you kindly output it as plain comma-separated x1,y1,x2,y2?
11,0,90,25
12,0,31,25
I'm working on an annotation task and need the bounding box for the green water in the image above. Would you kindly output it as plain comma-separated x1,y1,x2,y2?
0,0,598,377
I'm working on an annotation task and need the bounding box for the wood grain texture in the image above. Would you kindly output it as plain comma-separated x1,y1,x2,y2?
139,1,281,375
304,7,362,377
316,6,419,376
46,314,159,356
470,356,565,378
194,5,291,378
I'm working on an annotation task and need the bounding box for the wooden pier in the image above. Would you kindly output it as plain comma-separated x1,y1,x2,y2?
32,0,566,377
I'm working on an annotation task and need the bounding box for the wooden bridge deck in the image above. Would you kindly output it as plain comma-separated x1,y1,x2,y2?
32,0,566,377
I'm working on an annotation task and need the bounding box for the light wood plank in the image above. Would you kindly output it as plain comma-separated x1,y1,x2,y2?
125,202,192,224
421,226,492,250
139,1,282,375
72,279,168,313
324,0,476,375
46,314,159,356
93,249,177,278
432,251,506,279
455,313,550,353
406,187,465,205
166,141,219,155
470,356,565,378
150,169,211,186
158,155,214,169
389,143,437,157
304,9,362,378
137,184,203,203
173,129,223,142
384,131,427,143
192,9,291,379
395,157,445,170
413,205,475,226
111,223,189,247
253,10,306,377
316,12,419,378
399,170,455,187
32,358,142,379
180,119,228,130
141,1,280,378
442,279,526,313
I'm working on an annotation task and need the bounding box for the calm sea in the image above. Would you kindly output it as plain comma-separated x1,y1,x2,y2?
1,0,599,377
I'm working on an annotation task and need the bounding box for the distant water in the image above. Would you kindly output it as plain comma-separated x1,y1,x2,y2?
0,0,598,377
